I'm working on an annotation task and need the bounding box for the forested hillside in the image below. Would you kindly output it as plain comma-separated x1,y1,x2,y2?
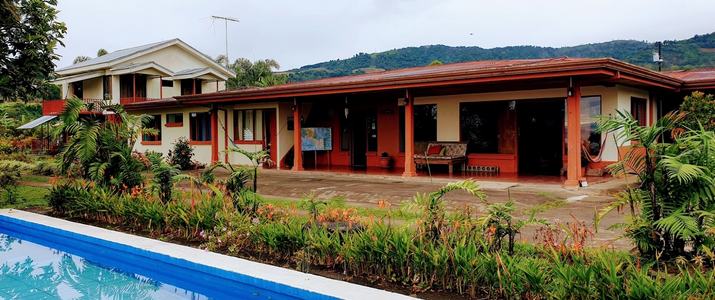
288,32,715,82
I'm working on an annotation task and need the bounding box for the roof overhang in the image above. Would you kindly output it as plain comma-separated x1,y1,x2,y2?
55,39,235,78
173,58,683,106
171,68,228,81
110,62,173,77
51,71,105,85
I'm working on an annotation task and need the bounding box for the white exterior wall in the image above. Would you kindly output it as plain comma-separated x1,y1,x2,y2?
132,107,213,164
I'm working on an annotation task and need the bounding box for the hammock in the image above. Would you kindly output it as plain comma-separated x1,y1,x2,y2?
581,134,608,163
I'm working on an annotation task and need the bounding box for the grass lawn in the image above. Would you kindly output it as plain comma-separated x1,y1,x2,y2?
1,185,49,209
21,175,52,184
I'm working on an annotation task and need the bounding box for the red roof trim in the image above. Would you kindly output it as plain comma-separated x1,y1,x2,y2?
124,57,696,111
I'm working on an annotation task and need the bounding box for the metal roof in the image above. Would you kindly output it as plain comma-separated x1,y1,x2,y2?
56,40,173,72
17,116,56,129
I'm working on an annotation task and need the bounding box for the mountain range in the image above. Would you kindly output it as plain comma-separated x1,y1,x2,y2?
287,32,715,82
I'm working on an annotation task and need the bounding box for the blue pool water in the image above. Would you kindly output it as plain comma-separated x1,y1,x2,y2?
0,216,335,300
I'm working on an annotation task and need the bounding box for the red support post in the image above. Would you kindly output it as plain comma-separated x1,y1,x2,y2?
292,101,303,171
565,82,582,187
211,109,219,163
224,110,229,163
192,79,196,95
403,90,416,177
132,73,136,102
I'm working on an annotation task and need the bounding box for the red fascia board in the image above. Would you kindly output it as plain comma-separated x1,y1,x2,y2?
178,69,617,105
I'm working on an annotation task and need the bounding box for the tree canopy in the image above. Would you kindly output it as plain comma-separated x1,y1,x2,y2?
72,55,90,64
221,57,288,89
0,0,66,101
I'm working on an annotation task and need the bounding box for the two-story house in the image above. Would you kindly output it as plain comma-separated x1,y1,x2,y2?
45,38,233,114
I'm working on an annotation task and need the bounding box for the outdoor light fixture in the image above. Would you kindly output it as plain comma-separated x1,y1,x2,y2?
508,100,516,110
567,77,574,97
344,97,349,119
291,98,297,111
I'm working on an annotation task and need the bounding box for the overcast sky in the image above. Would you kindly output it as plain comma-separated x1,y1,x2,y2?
55,0,715,71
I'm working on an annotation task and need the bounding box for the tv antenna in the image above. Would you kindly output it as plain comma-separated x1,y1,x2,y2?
212,15,239,68
653,41,663,71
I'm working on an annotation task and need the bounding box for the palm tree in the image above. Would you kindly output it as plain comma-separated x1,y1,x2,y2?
73,55,91,64
55,98,152,190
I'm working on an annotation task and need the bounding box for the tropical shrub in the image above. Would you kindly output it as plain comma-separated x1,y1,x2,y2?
0,160,32,204
598,110,715,259
680,91,715,131
55,98,147,191
150,159,180,204
47,178,715,298
32,160,58,176
167,137,195,170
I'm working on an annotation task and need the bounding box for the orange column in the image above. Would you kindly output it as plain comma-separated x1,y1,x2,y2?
565,83,582,187
211,108,219,163
403,91,416,177
292,101,303,171
224,110,229,163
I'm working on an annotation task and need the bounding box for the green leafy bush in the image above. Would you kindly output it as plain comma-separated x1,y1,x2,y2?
167,137,195,170
32,160,58,176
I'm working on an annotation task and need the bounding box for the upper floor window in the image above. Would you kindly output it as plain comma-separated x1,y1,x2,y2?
142,114,162,142
181,79,202,95
190,112,211,142
71,82,83,99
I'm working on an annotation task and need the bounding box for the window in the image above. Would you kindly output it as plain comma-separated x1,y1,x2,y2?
631,97,647,126
102,76,112,100
190,112,211,142
234,109,263,141
166,113,183,127
71,82,83,99
142,115,161,142
119,74,147,98
181,79,202,95
162,80,174,87
366,111,377,152
460,102,502,153
414,105,437,142
581,96,602,156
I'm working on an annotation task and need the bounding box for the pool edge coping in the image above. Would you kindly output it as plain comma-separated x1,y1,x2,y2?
0,209,417,300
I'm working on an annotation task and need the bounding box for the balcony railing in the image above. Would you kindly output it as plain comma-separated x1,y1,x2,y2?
120,97,165,105
42,99,106,116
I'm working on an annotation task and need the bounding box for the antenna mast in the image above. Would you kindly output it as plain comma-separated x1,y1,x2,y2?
211,15,239,68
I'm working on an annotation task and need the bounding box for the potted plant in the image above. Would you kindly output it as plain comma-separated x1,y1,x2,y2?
379,152,393,169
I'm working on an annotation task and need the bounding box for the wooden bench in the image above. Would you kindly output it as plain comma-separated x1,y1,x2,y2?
413,142,468,175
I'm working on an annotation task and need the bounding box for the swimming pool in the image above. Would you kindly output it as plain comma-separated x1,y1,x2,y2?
0,210,413,300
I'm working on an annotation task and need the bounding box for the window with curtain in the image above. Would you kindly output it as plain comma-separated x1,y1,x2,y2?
142,115,161,142
581,96,602,156
234,109,264,141
190,112,211,142
631,97,647,126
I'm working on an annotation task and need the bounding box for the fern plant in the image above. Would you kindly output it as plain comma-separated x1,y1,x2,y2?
598,108,715,258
